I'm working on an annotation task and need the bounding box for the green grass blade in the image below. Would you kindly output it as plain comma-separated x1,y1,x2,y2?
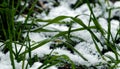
32,16,70,31
63,41,88,61
71,17,103,44
105,54,116,63
19,39,51,56
92,36,105,60
86,0,105,35
38,55,75,69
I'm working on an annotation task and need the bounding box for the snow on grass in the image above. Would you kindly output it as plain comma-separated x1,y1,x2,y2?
0,0,120,69
19,0,120,68
31,0,119,68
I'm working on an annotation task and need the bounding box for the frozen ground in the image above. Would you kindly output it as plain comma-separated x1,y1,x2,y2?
0,0,120,69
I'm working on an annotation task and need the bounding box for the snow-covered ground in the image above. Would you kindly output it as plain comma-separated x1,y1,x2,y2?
0,0,120,69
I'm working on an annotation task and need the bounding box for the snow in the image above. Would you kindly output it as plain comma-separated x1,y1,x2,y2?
31,43,52,58
114,1,120,7
44,24,69,31
111,20,120,38
98,18,108,30
0,52,12,69
0,0,120,69
28,33,47,42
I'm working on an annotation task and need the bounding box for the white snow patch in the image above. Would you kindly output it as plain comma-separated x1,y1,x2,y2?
111,20,119,38
29,62,57,69
31,43,51,58
114,1,120,7
44,24,69,31
98,18,108,31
